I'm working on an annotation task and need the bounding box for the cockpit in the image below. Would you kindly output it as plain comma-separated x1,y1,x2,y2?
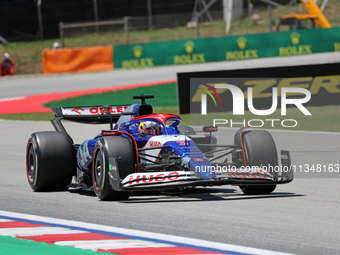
123,114,181,137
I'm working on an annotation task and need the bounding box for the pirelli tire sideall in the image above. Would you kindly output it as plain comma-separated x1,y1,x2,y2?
92,136,134,201
26,131,74,191
240,130,278,195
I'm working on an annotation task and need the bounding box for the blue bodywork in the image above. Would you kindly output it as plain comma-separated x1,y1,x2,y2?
76,103,217,180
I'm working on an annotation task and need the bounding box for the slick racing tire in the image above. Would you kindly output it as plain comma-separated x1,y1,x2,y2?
239,130,278,195
92,136,134,201
26,131,74,191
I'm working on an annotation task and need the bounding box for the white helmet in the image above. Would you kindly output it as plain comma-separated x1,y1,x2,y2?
53,42,59,49
4,53,10,59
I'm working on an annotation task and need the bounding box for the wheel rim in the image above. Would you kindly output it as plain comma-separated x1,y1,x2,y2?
27,145,36,184
93,150,103,191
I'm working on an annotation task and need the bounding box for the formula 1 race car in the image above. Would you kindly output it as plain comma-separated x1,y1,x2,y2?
26,95,293,200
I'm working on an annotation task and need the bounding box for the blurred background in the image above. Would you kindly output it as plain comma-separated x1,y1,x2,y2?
1,0,331,41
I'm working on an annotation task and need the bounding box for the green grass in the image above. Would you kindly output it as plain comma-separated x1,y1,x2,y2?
44,82,178,108
1,0,339,75
0,112,55,121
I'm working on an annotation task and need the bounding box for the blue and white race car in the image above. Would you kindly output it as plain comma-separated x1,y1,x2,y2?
26,95,293,200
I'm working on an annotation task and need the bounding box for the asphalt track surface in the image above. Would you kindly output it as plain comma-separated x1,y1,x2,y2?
0,120,339,255
0,53,340,255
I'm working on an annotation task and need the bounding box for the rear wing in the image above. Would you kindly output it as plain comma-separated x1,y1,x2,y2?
50,95,155,138
51,105,132,139
52,105,130,124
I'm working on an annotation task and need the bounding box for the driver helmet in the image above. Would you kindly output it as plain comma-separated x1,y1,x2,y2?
139,121,161,136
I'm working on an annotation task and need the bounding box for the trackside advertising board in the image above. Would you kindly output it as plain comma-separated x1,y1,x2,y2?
113,27,340,68
177,62,340,113
176,62,340,130
177,62,340,179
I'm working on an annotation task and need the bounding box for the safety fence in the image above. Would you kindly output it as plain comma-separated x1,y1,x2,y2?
42,27,340,74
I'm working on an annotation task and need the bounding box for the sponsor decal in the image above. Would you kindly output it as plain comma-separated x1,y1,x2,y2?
149,141,161,147
62,106,128,115
203,126,218,132
125,171,181,185
121,45,154,68
89,106,127,114
142,136,189,163
291,32,301,45
225,36,258,61
173,41,206,65
133,45,143,58
109,163,117,172
178,140,189,146
334,42,340,51
279,32,312,56
71,107,85,114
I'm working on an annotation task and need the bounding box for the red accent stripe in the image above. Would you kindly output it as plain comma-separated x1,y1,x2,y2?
92,147,101,191
98,247,222,254
26,141,33,184
118,131,140,173
132,114,181,125
0,222,47,228
19,233,125,244
0,80,177,114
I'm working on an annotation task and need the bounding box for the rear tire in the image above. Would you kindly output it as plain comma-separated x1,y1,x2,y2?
92,136,134,201
239,130,277,195
26,132,74,191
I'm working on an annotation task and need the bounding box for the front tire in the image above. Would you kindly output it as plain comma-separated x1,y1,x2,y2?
239,130,278,195
26,131,74,191
92,136,134,201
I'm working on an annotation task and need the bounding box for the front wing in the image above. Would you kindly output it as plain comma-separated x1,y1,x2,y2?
111,150,293,191
115,159,294,190
117,170,293,191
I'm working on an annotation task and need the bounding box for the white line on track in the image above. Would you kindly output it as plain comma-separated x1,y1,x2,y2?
0,227,86,237
55,239,175,251
0,210,294,255
0,219,12,222
0,96,26,102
